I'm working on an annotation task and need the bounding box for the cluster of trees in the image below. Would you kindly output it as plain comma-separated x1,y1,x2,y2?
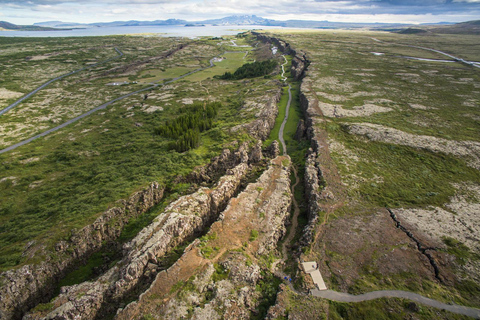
155,102,219,152
216,59,277,80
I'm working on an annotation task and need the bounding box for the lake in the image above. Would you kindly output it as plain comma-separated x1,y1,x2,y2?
0,25,287,38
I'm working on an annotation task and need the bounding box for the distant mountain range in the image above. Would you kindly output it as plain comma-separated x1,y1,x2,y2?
30,15,415,29
2,15,479,34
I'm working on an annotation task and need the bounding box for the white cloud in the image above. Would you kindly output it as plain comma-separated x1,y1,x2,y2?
1,0,479,24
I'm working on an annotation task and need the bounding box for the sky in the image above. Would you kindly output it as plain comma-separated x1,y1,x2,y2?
1,0,480,25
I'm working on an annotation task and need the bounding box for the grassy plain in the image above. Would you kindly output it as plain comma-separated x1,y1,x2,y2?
264,28,480,315
184,51,250,81
0,34,280,270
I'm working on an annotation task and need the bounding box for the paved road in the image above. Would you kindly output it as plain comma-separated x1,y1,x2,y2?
0,54,221,155
0,48,124,116
311,289,480,319
371,37,480,69
278,55,292,156
271,54,300,295
273,52,480,320
280,55,288,82
278,84,292,156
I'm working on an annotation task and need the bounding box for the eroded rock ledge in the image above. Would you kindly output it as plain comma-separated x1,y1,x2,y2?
115,156,292,320
347,122,480,170
2,72,284,319
0,143,275,320
24,146,257,320
230,89,282,141
252,32,309,80
0,182,164,320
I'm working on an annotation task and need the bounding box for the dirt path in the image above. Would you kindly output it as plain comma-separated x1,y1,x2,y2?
311,289,480,319
278,84,292,156
0,47,124,116
277,53,298,256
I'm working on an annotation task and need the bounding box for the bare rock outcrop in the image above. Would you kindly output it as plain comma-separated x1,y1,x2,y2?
253,32,309,81
115,156,292,320
252,33,292,55
248,140,263,164
347,122,480,169
0,182,164,320
294,119,306,140
291,52,309,80
264,140,280,160
24,159,252,320
186,142,249,184
300,150,323,245
231,89,282,141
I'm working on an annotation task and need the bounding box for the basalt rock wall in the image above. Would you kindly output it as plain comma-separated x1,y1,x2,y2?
254,32,320,246
0,183,164,320
252,32,309,80
24,152,254,320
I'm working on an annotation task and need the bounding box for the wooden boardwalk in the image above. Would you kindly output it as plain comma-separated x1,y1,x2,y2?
302,261,327,291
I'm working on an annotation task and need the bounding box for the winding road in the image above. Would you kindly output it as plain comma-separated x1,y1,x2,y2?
271,54,299,278
311,289,480,319
371,37,480,69
0,53,223,155
274,52,480,319
278,55,292,156
0,47,124,116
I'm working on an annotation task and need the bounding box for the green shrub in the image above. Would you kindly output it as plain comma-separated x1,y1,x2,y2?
249,229,259,241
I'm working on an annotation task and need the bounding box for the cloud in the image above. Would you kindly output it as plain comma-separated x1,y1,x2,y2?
1,0,479,24
0,0,186,4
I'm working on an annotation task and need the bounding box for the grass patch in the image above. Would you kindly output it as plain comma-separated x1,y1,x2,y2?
184,51,248,82
252,270,281,320
264,85,289,153
442,237,474,265
58,250,119,289
137,66,194,84
212,263,229,282
325,122,480,208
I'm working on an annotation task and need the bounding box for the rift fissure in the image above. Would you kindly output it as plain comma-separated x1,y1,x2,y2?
387,208,442,282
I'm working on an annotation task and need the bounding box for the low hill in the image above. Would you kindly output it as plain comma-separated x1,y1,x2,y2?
395,20,480,35
0,21,67,31
399,27,430,34
433,20,480,34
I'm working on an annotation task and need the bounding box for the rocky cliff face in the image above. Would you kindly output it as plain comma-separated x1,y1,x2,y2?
2,137,279,320
252,32,309,81
291,52,309,80
185,142,249,184
0,182,164,320
231,89,282,141
253,33,293,55
114,156,292,320
297,64,346,250
254,32,321,247
23,145,267,320
253,32,338,254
